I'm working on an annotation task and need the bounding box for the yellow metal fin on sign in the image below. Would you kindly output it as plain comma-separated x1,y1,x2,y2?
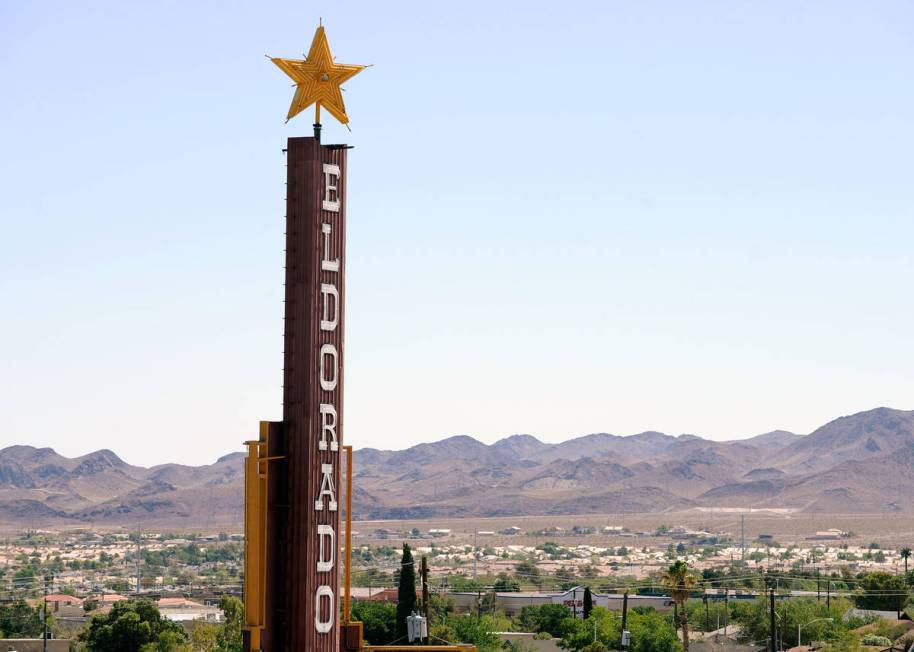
242,422,272,650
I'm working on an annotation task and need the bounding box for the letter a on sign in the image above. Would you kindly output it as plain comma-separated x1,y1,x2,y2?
314,463,338,511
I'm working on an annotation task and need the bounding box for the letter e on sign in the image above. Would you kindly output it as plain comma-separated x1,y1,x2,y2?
322,164,341,212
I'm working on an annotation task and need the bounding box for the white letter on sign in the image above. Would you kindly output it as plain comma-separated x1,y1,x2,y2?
320,283,339,332
315,585,334,633
314,463,338,511
321,223,340,272
319,403,339,451
317,524,335,572
322,164,340,212
319,344,338,391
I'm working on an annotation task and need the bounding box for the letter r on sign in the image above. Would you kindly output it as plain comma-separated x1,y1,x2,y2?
319,403,339,451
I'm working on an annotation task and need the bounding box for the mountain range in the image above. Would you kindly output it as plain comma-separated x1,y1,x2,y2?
1,407,912,529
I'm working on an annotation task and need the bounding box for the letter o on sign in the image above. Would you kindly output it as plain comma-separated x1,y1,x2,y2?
315,585,334,633
319,344,338,391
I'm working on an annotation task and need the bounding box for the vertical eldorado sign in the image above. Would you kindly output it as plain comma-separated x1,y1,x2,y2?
253,25,364,652
279,136,346,651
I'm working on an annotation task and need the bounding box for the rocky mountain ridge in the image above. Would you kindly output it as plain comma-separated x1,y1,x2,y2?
1,407,912,528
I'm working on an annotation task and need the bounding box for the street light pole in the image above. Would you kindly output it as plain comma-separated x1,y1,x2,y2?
798,617,833,647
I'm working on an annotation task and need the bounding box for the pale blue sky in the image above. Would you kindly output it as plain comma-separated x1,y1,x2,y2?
2,1,913,466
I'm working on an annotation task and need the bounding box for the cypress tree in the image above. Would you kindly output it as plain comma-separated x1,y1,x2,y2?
583,585,593,619
396,542,417,641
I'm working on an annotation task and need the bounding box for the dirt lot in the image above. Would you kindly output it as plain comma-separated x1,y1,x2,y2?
353,509,914,548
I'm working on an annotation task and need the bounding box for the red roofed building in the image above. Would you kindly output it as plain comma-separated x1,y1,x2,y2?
45,594,83,612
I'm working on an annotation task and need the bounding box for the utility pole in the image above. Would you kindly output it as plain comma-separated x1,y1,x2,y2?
741,514,746,561
826,581,830,609
421,556,430,645
724,589,729,637
769,588,777,652
703,591,709,634
472,530,478,584
621,590,629,650
43,574,49,652
135,523,141,595
816,567,821,602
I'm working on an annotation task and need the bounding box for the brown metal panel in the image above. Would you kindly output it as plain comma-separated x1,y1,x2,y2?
266,137,347,651
263,421,287,652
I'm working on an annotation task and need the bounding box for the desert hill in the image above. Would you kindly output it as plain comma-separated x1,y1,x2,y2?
1,407,912,528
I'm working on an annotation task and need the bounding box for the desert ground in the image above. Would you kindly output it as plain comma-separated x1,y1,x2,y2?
353,509,914,549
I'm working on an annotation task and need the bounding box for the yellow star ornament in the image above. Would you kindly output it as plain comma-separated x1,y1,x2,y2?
271,26,366,125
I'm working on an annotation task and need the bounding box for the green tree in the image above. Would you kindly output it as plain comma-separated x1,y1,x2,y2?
217,595,243,652
351,600,397,645
396,543,417,642
189,623,219,652
627,609,682,652
901,548,912,576
494,572,521,592
855,572,909,614
515,603,571,637
559,606,619,650
514,558,542,587
141,629,191,652
685,598,729,633
561,606,680,652
79,598,187,652
450,614,502,652
583,586,593,619
430,622,457,645
581,643,609,652
730,596,848,648
428,593,456,623
661,560,697,652
0,600,44,637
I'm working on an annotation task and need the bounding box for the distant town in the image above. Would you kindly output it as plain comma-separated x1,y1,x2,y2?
4,514,914,650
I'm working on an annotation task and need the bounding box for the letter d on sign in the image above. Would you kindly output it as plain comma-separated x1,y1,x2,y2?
317,524,335,572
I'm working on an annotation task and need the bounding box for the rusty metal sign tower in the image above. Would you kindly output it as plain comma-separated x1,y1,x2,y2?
243,24,477,652
243,24,363,652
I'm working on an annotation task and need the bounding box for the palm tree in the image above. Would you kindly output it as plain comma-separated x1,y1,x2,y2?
661,560,698,652
901,547,912,576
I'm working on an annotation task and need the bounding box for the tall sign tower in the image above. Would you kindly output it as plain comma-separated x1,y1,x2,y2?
244,25,365,652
